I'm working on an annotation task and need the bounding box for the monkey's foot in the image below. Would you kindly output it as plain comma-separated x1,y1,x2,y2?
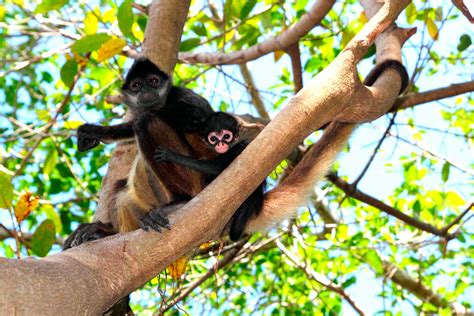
139,209,171,233
153,147,175,163
63,221,115,250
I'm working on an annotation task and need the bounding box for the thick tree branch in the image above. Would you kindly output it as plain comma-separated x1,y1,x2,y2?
178,0,335,65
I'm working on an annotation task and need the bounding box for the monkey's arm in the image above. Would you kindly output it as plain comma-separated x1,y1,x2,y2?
154,147,225,176
77,122,134,152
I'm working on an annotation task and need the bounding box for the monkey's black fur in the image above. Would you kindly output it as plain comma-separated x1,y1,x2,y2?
154,112,266,241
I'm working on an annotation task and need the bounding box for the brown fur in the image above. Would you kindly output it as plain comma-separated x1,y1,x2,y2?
111,116,210,233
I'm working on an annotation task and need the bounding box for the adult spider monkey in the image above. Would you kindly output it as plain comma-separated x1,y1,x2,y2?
64,58,217,248
154,111,266,241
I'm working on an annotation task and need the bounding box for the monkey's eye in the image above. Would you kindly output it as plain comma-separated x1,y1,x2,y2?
223,134,231,140
208,136,218,144
148,75,161,88
130,80,142,92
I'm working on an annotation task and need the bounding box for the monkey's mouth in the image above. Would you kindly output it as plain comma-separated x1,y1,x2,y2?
138,99,163,109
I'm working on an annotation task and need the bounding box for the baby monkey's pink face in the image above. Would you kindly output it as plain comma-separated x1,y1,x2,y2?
207,130,235,153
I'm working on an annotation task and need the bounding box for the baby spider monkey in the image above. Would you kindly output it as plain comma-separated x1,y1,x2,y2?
154,112,266,241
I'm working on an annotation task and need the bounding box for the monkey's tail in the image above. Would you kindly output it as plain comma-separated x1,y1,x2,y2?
245,122,355,233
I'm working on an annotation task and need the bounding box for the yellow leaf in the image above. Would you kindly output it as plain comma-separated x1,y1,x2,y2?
131,23,144,42
426,18,439,40
14,192,39,223
359,12,368,24
84,12,99,35
63,120,83,129
224,29,236,43
274,50,285,62
167,257,187,280
102,8,116,23
97,38,127,62
0,6,6,21
12,0,23,7
199,241,213,250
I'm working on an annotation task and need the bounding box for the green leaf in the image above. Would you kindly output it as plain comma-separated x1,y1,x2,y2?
137,15,148,32
342,276,356,288
179,38,200,52
71,33,111,54
0,171,13,209
35,0,68,14
118,0,133,36
413,200,421,214
192,22,207,37
240,0,257,20
405,3,417,24
441,162,450,182
43,148,58,177
30,219,56,257
42,204,63,234
457,34,472,52
365,250,384,275
60,59,78,87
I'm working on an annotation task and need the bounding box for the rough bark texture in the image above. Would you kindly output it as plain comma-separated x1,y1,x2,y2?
0,0,415,314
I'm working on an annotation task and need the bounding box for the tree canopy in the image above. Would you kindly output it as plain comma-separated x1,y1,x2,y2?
0,0,472,314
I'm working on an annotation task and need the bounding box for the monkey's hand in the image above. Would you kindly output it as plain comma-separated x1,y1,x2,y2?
62,221,115,250
154,147,177,163
138,208,171,233
77,124,101,152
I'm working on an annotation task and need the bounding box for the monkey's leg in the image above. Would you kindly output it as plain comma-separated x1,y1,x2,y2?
77,122,134,152
62,221,116,250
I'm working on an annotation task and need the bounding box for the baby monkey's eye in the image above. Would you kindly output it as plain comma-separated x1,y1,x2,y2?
210,136,218,142
223,134,231,140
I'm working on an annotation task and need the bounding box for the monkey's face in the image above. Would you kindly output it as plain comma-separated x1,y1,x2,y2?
121,59,171,112
201,112,240,154
206,129,237,153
